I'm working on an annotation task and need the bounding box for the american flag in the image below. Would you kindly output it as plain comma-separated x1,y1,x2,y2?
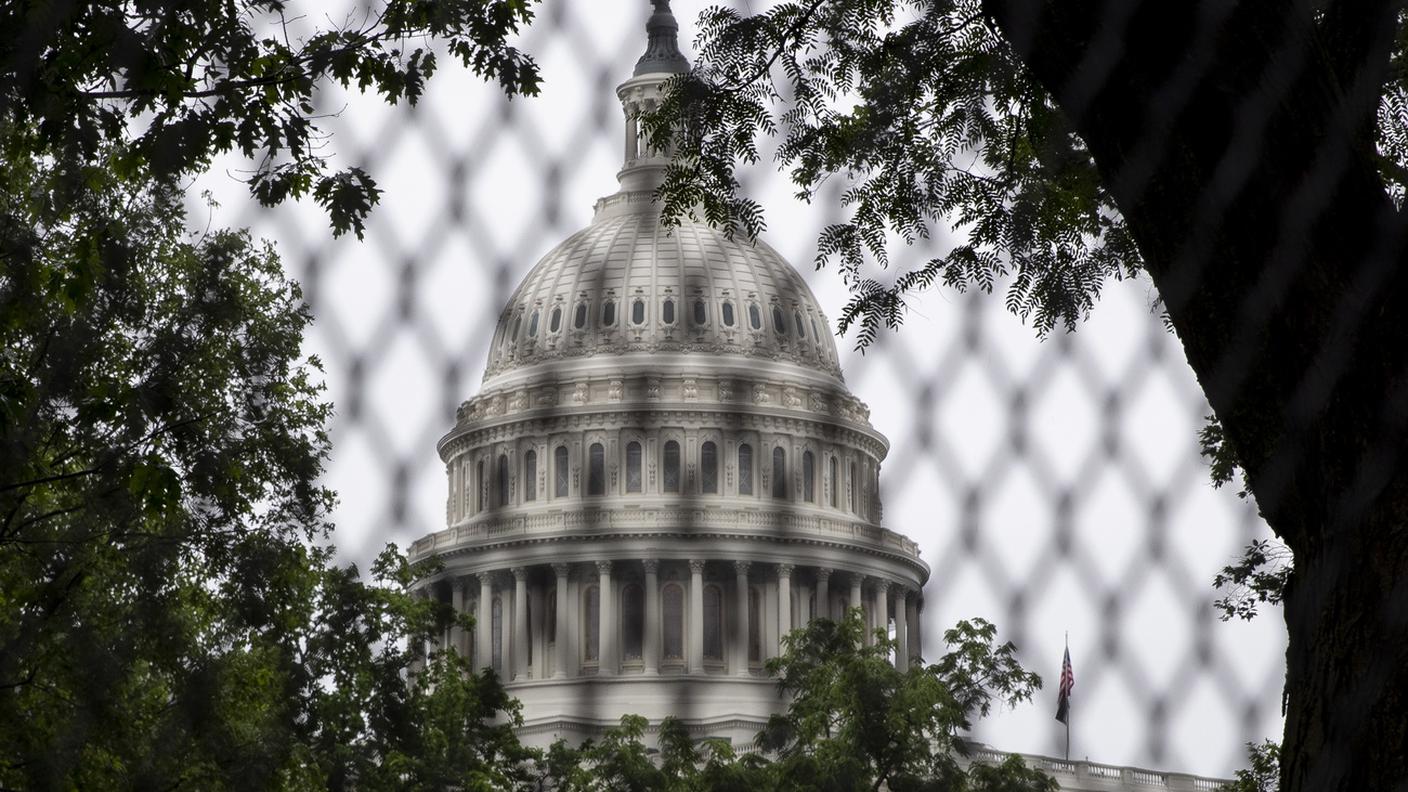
1055,645,1074,724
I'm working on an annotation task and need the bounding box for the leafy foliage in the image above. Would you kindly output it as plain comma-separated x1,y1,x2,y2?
1219,740,1280,792
0,142,527,790
0,0,541,237
644,0,1142,348
537,612,1053,792
1213,540,1294,623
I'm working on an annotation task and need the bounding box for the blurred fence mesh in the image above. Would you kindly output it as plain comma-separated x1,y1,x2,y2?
204,0,1286,778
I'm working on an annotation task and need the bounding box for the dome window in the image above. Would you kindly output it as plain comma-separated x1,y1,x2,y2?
811,318,821,342
721,301,735,327
632,298,646,325
528,310,539,337
692,299,707,326
772,305,787,335
794,311,806,338
748,303,761,330
771,447,787,498
700,441,718,494
662,298,676,325
587,443,605,496
737,443,754,495
574,303,588,329
549,306,562,333
625,441,642,493
511,314,522,341
603,300,616,327
663,440,681,493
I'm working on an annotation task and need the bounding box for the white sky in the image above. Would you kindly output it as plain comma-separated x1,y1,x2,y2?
197,0,1286,778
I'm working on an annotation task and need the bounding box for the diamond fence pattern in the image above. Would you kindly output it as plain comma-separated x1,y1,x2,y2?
198,0,1286,778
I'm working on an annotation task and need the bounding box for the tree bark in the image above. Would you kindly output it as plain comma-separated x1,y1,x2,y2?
983,2,1408,789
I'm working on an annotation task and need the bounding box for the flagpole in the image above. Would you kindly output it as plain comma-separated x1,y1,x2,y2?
1064,632,1070,762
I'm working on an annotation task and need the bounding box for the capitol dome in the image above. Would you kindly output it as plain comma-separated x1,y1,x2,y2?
409,0,928,749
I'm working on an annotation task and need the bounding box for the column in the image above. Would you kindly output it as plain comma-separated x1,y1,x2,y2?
552,563,570,678
908,594,922,663
849,573,863,615
450,578,467,659
894,586,909,672
688,559,705,674
410,588,429,673
597,561,615,676
777,564,794,654
735,561,751,676
512,567,529,680
643,559,660,675
872,579,891,651
814,567,831,622
529,581,544,679
476,572,493,670
499,573,512,674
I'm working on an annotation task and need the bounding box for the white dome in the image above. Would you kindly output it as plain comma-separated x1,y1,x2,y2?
483,197,843,387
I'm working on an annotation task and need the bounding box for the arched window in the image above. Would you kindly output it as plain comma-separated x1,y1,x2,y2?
703,585,724,660
631,298,646,325
584,585,600,663
662,297,676,325
587,443,605,496
772,447,787,499
574,302,588,329
524,450,538,502
738,443,754,496
721,301,735,326
511,314,522,341
828,455,838,508
603,300,616,327
492,597,504,671
850,461,858,513
476,459,486,513
549,305,562,333
496,453,510,507
625,441,642,493
802,450,815,503
811,318,821,342
748,587,762,662
663,440,681,493
622,584,644,661
748,303,762,330
528,309,539,337
663,583,684,660
554,445,569,497
700,441,718,494
772,305,787,334
693,299,707,325
794,310,806,337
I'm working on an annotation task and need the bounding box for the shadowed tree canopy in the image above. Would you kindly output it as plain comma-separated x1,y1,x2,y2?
0,0,541,237
644,2,1408,791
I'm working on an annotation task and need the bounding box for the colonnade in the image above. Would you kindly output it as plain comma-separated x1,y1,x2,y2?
418,560,923,681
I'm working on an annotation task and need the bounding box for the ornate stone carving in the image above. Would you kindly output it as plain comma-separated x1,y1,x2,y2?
782,386,802,409
809,391,828,413
511,566,528,582
608,379,624,401
642,559,660,574
718,379,734,401
573,382,590,404
776,563,795,579
595,560,613,575
734,560,751,577
752,383,770,405
509,389,527,412
536,387,558,407
551,562,571,578
646,377,661,401
682,378,698,400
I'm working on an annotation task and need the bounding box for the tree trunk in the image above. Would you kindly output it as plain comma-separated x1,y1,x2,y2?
982,2,1408,789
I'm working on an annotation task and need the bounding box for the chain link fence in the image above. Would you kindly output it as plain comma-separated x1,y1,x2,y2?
198,0,1286,778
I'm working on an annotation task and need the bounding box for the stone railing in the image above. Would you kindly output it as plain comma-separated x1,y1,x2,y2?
409,506,923,562
964,745,1228,792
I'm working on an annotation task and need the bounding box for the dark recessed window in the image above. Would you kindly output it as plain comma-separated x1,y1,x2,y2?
588,443,605,496
555,445,569,497
632,299,646,325
549,306,562,333
626,441,642,493
511,314,522,340
738,443,754,495
701,441,718,494
662,298,676,325
528,310,539,337
722,301,735,327
603,300,616,327
772,447,787,498
693,299,707,326
663,440,681,493
772,306,786,334
574,303,588,329
748,304,761,330
795,311,806,338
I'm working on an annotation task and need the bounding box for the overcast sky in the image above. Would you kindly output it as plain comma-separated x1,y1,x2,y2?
197,1,1287,778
